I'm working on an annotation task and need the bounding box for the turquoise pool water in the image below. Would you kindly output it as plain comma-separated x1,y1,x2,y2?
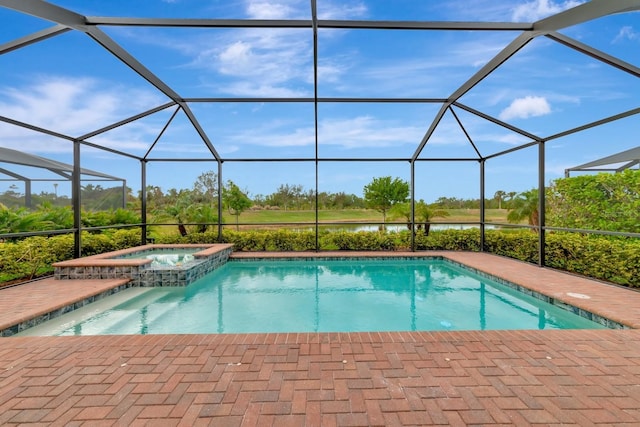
115,248,200,266
32,259,606,335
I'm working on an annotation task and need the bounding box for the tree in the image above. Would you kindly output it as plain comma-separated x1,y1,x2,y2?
505,191,518,209
546,170,640,233
159,190,193,236
193,171,218,203
223,180,252,230
266,184,304,210
415,200,449,236
187,204,218,233
389,200,449,235
493,190,506,209
363,176,409,227
507,189,539,229
389,202,413,230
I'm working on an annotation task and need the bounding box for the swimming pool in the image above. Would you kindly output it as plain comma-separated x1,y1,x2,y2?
23,258,606,336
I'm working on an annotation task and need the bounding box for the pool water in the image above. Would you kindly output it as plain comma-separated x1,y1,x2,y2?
28,259,606,335
116,249,200,266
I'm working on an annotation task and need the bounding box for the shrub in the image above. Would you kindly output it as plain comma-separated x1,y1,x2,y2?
545,233,640,286
326,231,397,251
413,229,481,251
1,228,638,287
484,230,538,263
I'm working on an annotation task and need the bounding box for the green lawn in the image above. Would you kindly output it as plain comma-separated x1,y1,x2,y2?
223,208,510,225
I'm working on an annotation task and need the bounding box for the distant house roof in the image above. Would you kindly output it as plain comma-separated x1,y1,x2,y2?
565,146,640,177
0,146,122,181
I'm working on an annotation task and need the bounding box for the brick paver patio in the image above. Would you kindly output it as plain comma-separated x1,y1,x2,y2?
2,251,640,426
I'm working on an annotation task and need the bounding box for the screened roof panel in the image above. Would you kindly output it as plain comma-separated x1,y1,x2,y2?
142,109,214,160
0,32,169,137
49,0,263,20
456,35,640,138
189,102,316,159
445,106,535,158
417,111,485,160
545,116,640,178
102,26,315,98
569,146,640,170
316,1,527,21
317,29,518,98
317,103,442,159
557,11,640,69
0,146,121,184
0,7,52,44
0,122,72,154
83,105,179,157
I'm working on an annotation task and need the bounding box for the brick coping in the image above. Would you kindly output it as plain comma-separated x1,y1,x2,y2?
52,243,233,267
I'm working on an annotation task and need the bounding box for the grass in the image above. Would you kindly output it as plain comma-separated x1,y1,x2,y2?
225,208,510,224
150,208,512,236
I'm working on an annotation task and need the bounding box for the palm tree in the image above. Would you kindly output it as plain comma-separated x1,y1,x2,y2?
505,191,518,209
493,190,506,209
187,204,218,233
389,200,449,235
389,202,413,230
159,192,193,236
0,204,46,234
415,200,449,235
507,189,539,229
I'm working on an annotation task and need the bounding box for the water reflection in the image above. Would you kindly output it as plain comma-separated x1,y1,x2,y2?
51,259,605,335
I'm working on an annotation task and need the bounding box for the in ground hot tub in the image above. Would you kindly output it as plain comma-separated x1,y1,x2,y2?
53,244,233,287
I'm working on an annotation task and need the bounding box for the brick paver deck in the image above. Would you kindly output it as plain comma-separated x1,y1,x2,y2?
2,251,640,426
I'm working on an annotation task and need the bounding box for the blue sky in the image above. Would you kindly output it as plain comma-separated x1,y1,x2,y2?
0,0,638,203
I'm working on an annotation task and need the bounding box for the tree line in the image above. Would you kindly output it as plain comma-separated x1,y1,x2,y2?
1,169,638,235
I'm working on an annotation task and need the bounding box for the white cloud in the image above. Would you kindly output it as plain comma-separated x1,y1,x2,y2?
319,116,423,149
511,0,584,22
218,81,307,97
613,26,640,43
188,26,314,96
499,96,551,120
176,0,369,96
0,76,164,153
226,116,424,149
317,1,367,19
246,0,300,19
244,0,367,20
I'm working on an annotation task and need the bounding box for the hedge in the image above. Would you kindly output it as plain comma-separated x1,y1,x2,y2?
1,228,638,287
